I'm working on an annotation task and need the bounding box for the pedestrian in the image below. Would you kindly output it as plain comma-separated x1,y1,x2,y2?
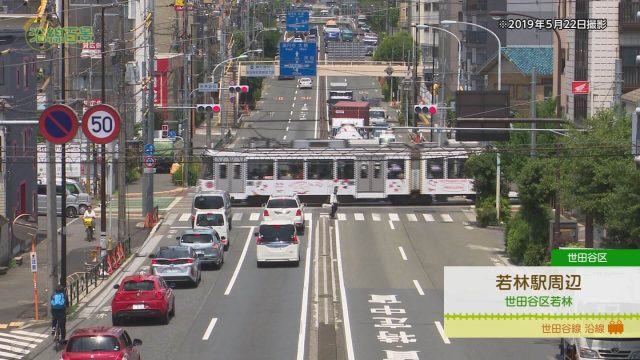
329,186,339,219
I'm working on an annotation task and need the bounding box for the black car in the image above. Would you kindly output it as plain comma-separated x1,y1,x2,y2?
278,74,295,80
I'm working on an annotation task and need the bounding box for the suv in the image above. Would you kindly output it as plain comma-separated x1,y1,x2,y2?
177,229,224,268
61,327,142,359
36,184,79,217
263,195,305,234
255,220,300,267
149,246,201,287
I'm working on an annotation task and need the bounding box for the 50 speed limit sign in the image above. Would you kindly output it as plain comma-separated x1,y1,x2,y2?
82,104,121,144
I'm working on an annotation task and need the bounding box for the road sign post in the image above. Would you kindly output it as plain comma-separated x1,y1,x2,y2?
279,42,317,77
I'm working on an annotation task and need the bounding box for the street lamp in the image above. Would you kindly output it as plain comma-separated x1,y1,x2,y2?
415,24,462,92
489,10,562,119
441,19,502,91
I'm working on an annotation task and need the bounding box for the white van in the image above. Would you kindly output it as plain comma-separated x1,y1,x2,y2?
191,189,232,228
192,210,230,250
562,337,640,359
255,220,300,267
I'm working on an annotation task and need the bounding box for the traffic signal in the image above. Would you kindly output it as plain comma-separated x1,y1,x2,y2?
228,85,249,93
414,104,437,114
196,103,221,113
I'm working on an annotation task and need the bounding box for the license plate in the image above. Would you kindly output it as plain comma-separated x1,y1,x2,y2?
133,304,145,310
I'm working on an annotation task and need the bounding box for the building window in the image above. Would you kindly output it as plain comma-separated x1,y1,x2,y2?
432,2,439,11
424,3,429,11
621,47,640,66
544,85,553,98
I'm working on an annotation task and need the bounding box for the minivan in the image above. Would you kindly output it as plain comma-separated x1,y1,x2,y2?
192,210,230,250
191,189,232,228
36,184,80,217
255,220,300,267
38,178,92,214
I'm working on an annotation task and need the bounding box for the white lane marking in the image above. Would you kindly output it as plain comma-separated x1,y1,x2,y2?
0,349,23,359
293,96,297,101
388,213,399,222
337,213,346,221
314,73,319,138
423,214,435,222
10,330,48,339
232,213,243,222
202,317,218,341
296,213,313,360
286,126,289,131
164,213,178,226
441,214,453,223
406,214,418,222
462,209,477,222
179,213,191,222
168,229,177,234
249,212,260,221
0,333,43,343
289,119,292,123
290,110,294,115
304,212,312,221
0,343,29,354
292,103,295,108
283,135,287,140
465,225,474,230
413,280,425,296
372,213,381,221
329,221,337,303
335,220,355,360
165,196,183,212
388,220,395,230
0,336,38,348
435,321,451,344
354,213,365,221
224,227,254,296
398,246,408,261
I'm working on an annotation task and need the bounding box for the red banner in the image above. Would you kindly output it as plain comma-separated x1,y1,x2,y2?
153,72,168,108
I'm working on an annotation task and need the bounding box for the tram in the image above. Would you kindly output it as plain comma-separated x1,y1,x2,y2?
200,140,482,205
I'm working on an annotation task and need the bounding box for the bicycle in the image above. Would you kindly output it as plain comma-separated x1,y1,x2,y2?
52,322,63,351
83,217,95,241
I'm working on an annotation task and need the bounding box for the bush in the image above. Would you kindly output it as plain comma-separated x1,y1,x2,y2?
475,196,510,227
126,167,141,184
523,243,546,265
172,161,201,186
506,215,529,264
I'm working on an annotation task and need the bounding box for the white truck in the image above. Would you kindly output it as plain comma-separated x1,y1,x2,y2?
562,337,640,359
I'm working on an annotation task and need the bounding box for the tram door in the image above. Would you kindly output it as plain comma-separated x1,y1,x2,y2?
356,156,385,193
214,158,245,193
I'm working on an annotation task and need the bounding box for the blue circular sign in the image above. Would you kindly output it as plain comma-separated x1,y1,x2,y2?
38,105,79,144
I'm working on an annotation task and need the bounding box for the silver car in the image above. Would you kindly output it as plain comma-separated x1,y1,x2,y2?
177,229,225,269
150,246,201,287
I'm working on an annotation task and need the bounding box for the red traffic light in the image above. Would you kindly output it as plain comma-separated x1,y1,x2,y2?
240,85,249,93
414,105,437,114
212,104,221,113
229,85,250,93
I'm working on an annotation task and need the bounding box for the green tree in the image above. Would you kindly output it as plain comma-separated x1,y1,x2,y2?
232,31,245,57
261,31,280,59
463,152,508,201
372,31,415,63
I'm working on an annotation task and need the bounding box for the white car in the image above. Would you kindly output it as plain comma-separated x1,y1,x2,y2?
262,195,305,234
293,37,304,43
192,210,230,250
298,78,313,89
255,220,300,267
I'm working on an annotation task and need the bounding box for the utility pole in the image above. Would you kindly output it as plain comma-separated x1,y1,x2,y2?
233,63,238,128
46,27,58,292
60,0,68,288
117,2,128,243
100,5,108,261
143,0,156,218
530,67,537,157
204,18,211,149
182,8,191,188
412,25,419,128
613,58,622,107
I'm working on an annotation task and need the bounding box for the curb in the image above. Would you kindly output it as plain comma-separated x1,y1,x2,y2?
124,187,188,198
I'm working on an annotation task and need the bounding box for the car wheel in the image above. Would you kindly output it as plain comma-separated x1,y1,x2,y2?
66,206,78,218
169,301,175,317
297,226,305,235
224,243,229,251
257,261,263,268
112,315,121,326
160,311,170,325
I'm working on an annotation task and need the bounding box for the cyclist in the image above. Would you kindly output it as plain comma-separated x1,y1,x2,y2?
83,205,96,241
50,285,67,340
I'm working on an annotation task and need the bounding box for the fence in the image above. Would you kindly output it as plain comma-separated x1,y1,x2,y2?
66,236,131,308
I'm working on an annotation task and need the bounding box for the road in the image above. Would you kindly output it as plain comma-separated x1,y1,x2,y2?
20,199,561,360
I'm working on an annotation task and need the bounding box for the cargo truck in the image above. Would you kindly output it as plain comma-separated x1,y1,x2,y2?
330,101,370,138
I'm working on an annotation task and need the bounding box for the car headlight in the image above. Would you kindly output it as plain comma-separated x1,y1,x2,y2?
579,348,599,358
630,351,640,359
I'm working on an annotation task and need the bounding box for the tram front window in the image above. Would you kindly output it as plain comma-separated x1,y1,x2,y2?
248,160,274,180
337,160,354,179
308,160,333,180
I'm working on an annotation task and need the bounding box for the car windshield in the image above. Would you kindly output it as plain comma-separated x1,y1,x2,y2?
123,280,155,291
180,233,215,243
67,335,120,353
267,199,299,208
259,224,296,243
156,248,190,259
194,195,224,210
196,213,224,227
370,111,385,118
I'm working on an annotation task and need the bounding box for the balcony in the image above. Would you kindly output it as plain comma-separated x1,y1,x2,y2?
622,66,640,93
619,1,640,31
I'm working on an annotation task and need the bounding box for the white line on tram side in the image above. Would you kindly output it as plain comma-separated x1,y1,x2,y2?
398,246,408,261
434,321,451,344
296,213,313,360
388,220,395,230
202,317,218,341
335,221,356,360
224,227,254,296
413,279,425,296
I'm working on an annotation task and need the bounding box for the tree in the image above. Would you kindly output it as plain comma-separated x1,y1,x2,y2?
372,32,415,63
232,31,245,57
464,152,508,201
261,32,280,59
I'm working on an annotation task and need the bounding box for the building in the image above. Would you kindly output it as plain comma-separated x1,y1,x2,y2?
0,15,39,265
476,47,554,115
562,0,640,122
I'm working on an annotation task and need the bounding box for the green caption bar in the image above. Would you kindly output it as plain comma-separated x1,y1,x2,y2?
551,249,640,266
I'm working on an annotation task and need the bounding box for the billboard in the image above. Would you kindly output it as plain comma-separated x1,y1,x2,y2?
455,91,511,142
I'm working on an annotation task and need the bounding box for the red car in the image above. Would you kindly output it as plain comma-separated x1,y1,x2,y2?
60,326,142,360
111,274,175,325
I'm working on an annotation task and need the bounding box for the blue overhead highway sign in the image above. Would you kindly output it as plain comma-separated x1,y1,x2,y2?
286,11,309,32
279,42,317,77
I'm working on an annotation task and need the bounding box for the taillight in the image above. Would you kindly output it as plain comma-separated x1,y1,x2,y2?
263,209,269,216
296,209,302,216
292,235,299,244
256,236,264,245
154,291,163,299
151,259,158,265
186,258,194,263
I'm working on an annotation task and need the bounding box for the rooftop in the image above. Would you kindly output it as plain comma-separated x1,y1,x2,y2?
478,46,554,76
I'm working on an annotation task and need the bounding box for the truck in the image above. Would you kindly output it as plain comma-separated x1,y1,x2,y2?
561,337,640,359
369,107,388,126
154,137,184,174
340,29,353,42
330,101,370,138
328,82,354,105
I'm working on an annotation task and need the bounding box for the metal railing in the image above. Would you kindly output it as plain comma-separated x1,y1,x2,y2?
619,2,640,30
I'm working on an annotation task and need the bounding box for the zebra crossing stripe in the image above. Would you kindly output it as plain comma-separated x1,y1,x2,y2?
249,213,260,221
423,214,435,222
0,343,30,354
178,213,191,222
441,214,453,223
354,213,365,221
232,213,243,221
406,214,418,222
0,336,38,348
388,213,399,222
337,213,346,221
0,349,23,359
371,213,381,222
0,332,44,343
10,330,48,339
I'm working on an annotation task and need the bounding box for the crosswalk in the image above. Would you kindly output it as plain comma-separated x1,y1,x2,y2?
167,210,476,226
0,329,48,359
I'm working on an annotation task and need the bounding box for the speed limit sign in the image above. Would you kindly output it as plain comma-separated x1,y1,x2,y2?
82,104,121,144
